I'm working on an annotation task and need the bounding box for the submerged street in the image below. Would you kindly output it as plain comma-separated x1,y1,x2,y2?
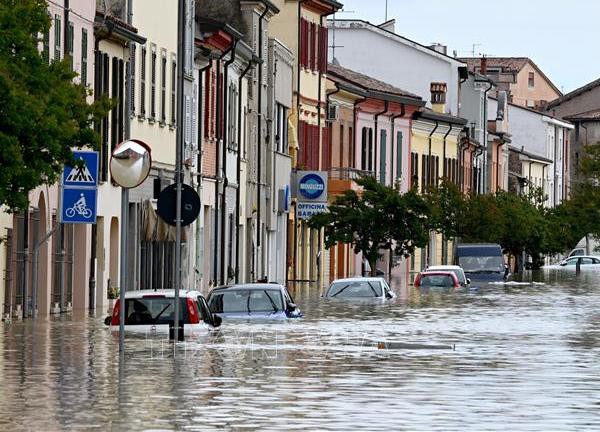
1,270,599,430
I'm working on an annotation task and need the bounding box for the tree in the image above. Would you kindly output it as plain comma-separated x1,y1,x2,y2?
308,176,430,276
424,179,467,239
0,0,109,211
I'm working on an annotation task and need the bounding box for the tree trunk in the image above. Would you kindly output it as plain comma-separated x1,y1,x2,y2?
369,259,378,277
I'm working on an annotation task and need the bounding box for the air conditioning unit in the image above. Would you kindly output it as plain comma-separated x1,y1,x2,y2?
327,103,339,122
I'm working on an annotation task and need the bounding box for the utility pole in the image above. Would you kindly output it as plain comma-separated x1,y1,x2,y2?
173,0,186,341
385,0,388,22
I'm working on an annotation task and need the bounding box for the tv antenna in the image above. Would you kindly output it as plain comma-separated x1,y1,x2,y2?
471,43,482,57
330,9,355,63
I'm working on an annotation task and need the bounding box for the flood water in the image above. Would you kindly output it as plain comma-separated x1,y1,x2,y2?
1,270,600,431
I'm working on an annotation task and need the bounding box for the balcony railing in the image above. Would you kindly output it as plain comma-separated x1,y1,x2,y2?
329,167,375,181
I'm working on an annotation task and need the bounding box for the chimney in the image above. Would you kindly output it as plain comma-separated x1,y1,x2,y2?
480,56,488,75
430,82,447,114
429,43,447,55
378,19,396,33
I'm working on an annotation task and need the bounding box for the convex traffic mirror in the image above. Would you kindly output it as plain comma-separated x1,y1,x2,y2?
110,140,152,188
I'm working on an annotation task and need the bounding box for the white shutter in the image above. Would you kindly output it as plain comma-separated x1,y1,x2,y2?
185,95,192,146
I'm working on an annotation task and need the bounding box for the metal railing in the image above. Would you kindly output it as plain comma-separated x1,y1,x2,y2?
328,167,374,181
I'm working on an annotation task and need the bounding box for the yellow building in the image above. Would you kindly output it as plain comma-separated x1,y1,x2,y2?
270,0,342,284
409,106,467,275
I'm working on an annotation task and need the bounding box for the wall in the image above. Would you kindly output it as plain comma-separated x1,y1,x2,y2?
512,63,560,108
330,22,463,115
548,85,600,118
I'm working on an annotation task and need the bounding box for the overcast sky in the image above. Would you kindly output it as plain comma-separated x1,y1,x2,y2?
333,0,599,94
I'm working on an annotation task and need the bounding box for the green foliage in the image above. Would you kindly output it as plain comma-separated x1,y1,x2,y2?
308,176,430,276
0,0,110,211
424,179,466,239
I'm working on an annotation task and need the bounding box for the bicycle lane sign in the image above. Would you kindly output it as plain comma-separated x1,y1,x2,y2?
60,150,99,224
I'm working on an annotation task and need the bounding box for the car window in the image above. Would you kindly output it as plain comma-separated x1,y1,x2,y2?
565,258,579,266
196,296,213,323
327,281,383,298
581,258,593,265
594,258,600,264
248,290,284,312
124,297,189,325
419,275,455,287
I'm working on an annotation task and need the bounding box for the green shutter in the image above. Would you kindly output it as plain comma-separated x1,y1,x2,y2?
396,131,403,179
81,29,88,86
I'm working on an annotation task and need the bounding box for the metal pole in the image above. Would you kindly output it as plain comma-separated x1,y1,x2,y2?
173,0,185,341
32,223,61,318
119,189,128,353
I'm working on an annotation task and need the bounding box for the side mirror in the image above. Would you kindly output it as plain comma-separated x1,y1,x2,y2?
287,302,297,312
104,316,112,326
385,291,394,299
212,314,222,328
466,278,471,285
559,261,567,267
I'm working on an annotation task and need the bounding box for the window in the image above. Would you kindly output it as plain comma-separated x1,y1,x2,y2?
111,57,119,149
42,29,50,63
396,131,403,179
160,50,167,124
528,72,534,88
229,83,239,150
54,14,61,61
348,126,354,168
339,124,344,167
150,45,157,119
139,45,146,117
368,128,373,171
171,58,176,125
66,21,74,70
81,29,88,87
361,127,367,171
275,103,288,154
411,152,419,189
380,129,387,184
129,43,136,115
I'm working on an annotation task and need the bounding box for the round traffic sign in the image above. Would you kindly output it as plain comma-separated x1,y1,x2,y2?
298,173,325,200
156,183,201,227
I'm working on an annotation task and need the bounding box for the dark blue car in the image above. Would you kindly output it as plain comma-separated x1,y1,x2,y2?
455,243,508,283
206,284,302,320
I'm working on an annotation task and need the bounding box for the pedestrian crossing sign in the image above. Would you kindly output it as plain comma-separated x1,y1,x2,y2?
62,151,99,187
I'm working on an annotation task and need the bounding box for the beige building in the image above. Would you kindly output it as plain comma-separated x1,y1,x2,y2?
461,57,561,110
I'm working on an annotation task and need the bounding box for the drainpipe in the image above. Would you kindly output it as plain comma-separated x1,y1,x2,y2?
459,139,469,193
219,41,238,285
542,164,547,205
256,6,268,281
326,84,341,168
235,59,255,283
482,81,493,193
374,101,389,182
390,104,406,187
427,120,439,190
442,122,452,182
213,46,232,285
472,147,483,194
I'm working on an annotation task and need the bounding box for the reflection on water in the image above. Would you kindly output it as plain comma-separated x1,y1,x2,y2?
2,270,600,430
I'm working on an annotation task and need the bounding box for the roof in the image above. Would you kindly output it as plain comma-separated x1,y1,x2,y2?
508,146,553,164
460,57,562,96
413,108,468,126
327,63,424,105
563,109,600,121
546,77,600,109
329,19,466,66
427,265,463,270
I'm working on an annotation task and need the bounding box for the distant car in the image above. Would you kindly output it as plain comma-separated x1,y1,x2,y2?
324,277,395,300
207,283,302,320
426,265,470,286
414,271,461,290
544,255,600,269
107,290,221,336
454,243,507,282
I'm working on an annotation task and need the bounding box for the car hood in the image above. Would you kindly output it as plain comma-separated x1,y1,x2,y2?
215,311,302,320
464,271,505,282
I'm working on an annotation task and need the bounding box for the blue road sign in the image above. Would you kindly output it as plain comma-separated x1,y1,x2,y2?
61,188,98,224
62,151,99,187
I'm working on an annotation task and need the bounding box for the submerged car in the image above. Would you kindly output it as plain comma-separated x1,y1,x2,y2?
324,277,395,300
108,290,221,336
207,283,302,319
414,271,461,290
455,243,508,282
543,255,600,269
426,265,470,286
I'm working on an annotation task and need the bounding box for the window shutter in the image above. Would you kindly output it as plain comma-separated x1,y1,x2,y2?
81,29,88,87
311,125,319,170
204,71,210,138
300,19,308,68
129,42,135,114
210,70,216,137
185,95,192,147
310,22,317,71
319,26,328,72
396,131,403,179
379,130,387,184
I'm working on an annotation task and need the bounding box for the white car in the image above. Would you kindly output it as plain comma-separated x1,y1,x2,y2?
324,277,395,299
107,290,221,336
544,255,600,270
426,265,470,286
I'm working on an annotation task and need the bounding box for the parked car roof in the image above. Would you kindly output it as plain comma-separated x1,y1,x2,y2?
122,289,203,298
330,277,386,283
210,283,285,292
427,265,463,270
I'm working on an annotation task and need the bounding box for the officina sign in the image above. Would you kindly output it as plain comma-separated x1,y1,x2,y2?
295,171,327,202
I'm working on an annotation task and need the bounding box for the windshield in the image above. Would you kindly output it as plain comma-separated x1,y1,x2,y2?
419,275,455,287
430,268,465,284
327,281,383,298
208,290,284,313
459,256,504,273
125,297,189,325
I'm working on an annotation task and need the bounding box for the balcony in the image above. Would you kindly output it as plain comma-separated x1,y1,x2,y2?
328,167,374,195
